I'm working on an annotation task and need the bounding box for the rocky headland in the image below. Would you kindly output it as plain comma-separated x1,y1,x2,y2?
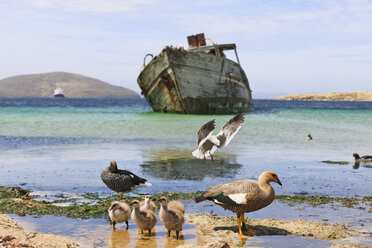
0,72,140,98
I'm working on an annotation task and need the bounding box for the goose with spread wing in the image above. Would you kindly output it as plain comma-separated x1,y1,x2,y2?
192,113,244,161
101,161,151,199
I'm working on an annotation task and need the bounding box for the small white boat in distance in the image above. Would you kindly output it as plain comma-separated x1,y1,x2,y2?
54,88,64,98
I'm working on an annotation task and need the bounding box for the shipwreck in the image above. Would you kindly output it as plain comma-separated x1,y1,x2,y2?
137,33,253,114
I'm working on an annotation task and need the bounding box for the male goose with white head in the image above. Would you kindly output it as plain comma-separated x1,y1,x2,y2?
195,171,282,238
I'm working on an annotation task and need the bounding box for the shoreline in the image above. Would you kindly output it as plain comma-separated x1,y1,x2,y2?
1,213,368,248
273,91,372,101
1,186,371,247
1,186,371,219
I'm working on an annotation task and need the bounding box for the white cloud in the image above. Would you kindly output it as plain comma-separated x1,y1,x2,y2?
169,1,372,37
13,0,154,13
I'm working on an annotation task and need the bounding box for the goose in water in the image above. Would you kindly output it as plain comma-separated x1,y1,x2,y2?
158,197,185,239
192,113,244,161
101,161,150,199
108,201,131,230
353,153,372,163
195,171,282,238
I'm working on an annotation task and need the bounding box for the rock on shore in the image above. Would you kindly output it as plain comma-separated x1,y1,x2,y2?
273,91,372,101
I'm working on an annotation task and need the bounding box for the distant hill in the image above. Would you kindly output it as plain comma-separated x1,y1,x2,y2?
0,72,140,98
273,91,372,101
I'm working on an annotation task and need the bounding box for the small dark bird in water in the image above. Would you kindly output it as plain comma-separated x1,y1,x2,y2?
306,134,312,140
195,171,282,238
352,153,372,163
101,161,150,199
192,113,245,161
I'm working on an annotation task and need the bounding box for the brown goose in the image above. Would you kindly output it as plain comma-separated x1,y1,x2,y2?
101,161,151,199
192,113,244,161
195,171,282,238
108,201,131,230
158,197,185,239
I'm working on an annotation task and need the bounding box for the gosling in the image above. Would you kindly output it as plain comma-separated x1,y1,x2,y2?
140,195,156,212
108,201,131,230
158,197,185,239
130,200,157,236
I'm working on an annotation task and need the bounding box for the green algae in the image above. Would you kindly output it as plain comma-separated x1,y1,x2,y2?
0,186,371,219
0,186,29,199
275,195,372,207
320,160,350,165
0,198,109,219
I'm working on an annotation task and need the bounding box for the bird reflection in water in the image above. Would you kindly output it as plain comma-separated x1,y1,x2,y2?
352,162,372,169
135,229,157,248
109,229,131,248
164,234,185,248
107,221,197,247
140,150,242,180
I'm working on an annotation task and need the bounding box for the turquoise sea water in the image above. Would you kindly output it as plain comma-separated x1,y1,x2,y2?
0,98,371,198
1,98,372,247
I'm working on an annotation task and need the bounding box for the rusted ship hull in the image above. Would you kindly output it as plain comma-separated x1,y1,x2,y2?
137,47,253,114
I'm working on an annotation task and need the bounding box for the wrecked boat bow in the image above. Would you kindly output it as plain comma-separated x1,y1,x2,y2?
137,33,254,114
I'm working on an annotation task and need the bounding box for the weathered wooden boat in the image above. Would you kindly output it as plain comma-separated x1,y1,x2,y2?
137,33,253,114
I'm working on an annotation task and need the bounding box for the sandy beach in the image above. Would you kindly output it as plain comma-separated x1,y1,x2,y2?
186,215,366,248
0,214,79,248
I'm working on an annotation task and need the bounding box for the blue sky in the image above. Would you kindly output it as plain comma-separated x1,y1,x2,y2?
1,0,371,98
